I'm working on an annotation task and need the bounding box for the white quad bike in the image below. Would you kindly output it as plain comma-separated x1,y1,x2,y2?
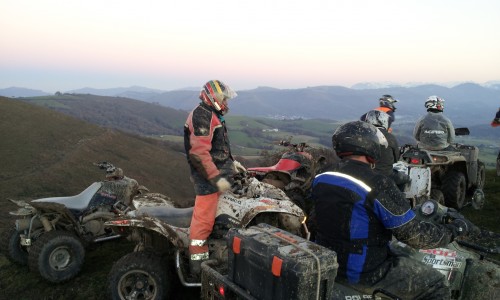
0,162,169,283
105,174,308,300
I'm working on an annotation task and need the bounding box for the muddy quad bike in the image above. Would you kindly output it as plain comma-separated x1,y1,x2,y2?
201,201,499,300
247,138,325,214
201,200,500,300
378,200,500,300
400,127,486,210
106,174,308,300
0,162,164,283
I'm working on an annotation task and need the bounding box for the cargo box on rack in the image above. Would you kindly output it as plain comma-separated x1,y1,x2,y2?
226,223,338,300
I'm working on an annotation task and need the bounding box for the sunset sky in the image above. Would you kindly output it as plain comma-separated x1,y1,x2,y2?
1,0,499,92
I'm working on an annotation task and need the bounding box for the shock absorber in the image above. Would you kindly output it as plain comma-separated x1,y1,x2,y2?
40,215,53,232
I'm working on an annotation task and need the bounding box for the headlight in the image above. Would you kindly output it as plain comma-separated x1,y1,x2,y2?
420,200,437,216
431,155,448,163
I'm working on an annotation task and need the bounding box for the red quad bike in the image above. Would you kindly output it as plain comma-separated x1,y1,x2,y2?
0,162,165,283
247,139,325,213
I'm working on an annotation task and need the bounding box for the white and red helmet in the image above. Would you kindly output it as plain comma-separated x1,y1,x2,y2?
425,95,445,112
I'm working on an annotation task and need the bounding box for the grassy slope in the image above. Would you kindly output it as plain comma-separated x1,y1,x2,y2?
0,97,195,225
0,97,196,299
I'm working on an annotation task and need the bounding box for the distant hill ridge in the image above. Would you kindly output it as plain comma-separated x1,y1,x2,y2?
3,83,497,126
15,93,188,136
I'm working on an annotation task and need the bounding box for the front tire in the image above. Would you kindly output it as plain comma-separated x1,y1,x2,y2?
28,230,85,283
0,227,28,265
442,171,466,209
108,251,170,300
475,162,486,190
430,189,445,205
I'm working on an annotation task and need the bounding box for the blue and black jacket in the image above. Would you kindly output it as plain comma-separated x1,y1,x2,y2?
312,159,453,284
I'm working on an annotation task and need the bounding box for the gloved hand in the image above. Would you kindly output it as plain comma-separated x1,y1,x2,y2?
232,160,246,174
215,177,231,192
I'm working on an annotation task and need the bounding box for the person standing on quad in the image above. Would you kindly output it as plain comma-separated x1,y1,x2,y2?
413,95,455,151
184,79,242,277
312,121,472,299
361,94,398,132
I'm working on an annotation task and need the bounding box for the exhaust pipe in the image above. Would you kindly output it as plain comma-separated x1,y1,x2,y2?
175,250,201,287
93,234,122,243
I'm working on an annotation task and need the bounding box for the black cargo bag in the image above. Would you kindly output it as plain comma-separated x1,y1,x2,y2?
227,223,338,300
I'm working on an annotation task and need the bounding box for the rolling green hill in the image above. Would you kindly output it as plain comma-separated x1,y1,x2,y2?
17,93,188,136
11,94,499,168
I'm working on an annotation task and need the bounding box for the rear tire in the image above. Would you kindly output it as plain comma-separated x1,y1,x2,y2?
108,251,170,300
28,230,85,283
0,227,28,265
442,171,466,209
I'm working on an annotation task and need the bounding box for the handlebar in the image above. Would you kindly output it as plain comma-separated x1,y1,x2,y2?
279,139,309,152
93,162,118,174
415,200,498,254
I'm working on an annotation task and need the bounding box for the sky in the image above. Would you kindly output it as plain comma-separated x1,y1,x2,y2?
1,0,500,93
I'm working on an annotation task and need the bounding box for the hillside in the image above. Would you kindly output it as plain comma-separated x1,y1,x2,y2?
9,94,499,168
16,93,188,136
0,96,195,228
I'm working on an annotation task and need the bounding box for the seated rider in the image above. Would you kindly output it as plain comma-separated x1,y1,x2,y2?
362,110,409,189
312,121,472,299
361,95,398,132
413,96,455,151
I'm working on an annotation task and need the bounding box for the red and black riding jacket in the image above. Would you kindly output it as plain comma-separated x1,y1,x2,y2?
184,103,233,182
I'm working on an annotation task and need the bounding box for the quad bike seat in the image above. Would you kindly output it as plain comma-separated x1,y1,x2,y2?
134,205,194,228
31,182,103,211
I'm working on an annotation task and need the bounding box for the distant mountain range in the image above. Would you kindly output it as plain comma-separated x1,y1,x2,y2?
2,82,500,126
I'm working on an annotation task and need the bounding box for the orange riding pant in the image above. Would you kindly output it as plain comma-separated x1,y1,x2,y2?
189,192,220,260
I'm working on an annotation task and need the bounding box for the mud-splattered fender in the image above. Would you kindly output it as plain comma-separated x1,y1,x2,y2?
105,217,188,249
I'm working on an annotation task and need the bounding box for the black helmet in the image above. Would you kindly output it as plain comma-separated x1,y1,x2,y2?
332,121,387,162
379,94,398,111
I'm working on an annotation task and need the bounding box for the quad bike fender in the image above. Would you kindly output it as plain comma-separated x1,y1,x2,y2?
29,202,80,227
233,198,306,228
248,158,301,173
105,217,187,248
